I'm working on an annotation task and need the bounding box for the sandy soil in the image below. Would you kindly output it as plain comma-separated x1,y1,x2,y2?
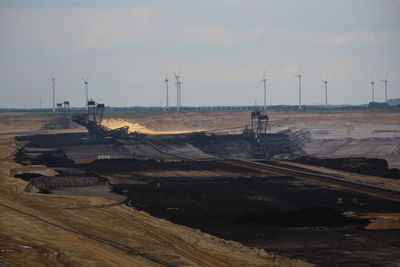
0,113,54,133
102,118,152,133
0,135,311,266
360,213,400,230
109,109,400,133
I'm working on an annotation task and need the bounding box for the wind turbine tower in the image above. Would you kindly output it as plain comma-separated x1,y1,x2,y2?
164,74,169,108
260,72,268,110
83,78,89,110
294,68,302,110
322,76,328,106
371,79,375,103
52,72,56,112
174,71,180,111
178,79,182,108
379,72,389,103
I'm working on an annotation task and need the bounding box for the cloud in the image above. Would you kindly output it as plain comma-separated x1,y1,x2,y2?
0,6,155,51
77,7,154,50
180,26,292,45
180,24,400,50
317,31,400,46
181,26,235,45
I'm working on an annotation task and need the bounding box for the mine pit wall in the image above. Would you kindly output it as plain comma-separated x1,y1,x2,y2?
170,131,306,160
10,132,400,266
11,130,309,199
12,138,121,199
15,131,308,164
286,129,312,146
12,165,126,202
256,132,307,159
294,121,400,169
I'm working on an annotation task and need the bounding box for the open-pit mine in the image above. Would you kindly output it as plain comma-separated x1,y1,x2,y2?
1,106,400,266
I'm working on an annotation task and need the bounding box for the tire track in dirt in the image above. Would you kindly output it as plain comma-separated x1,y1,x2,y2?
107,206,233,266
0,202,177,267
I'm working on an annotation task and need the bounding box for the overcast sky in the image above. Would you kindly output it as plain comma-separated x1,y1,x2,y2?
0,0,399,108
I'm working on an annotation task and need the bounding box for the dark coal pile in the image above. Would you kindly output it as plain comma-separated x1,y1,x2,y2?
186,133,253,158
150,131,305,159
110,172,400,267
111,174,400,232
16,133,90,147
294,156,400,179
80,158,257,174
186,132,304,158
15,148,74,167
257,133,305,157
51,167,93,176
234,206,368,227
14,172,43,181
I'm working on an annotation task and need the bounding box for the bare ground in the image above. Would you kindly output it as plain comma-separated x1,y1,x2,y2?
1,108,399,266
0,135,311,266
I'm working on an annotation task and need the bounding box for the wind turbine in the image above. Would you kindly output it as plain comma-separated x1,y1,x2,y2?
51,70,56,112
294,67,302,110
174,71,180,111
322,75,328,106
370,78,375,103
260,71,268,110
164,73,169,108
379,72,389,103
82,77,89,110
178,79,182,108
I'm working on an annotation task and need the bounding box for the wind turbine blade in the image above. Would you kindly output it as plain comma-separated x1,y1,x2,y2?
385,71,388,80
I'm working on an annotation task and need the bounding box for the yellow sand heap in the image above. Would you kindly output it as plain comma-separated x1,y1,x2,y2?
102,118,206,134
101,119,151,134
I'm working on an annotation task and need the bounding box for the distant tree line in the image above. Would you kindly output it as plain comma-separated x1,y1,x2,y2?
1,101,399,114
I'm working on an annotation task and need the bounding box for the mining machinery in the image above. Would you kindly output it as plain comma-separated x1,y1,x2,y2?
243,110,269,141
71,100,132,142
60,101,71,128
43,100,72,129
251,110,269,138
242,109,271,156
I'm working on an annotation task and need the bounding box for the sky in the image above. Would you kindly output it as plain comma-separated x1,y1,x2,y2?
0,0,399,108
